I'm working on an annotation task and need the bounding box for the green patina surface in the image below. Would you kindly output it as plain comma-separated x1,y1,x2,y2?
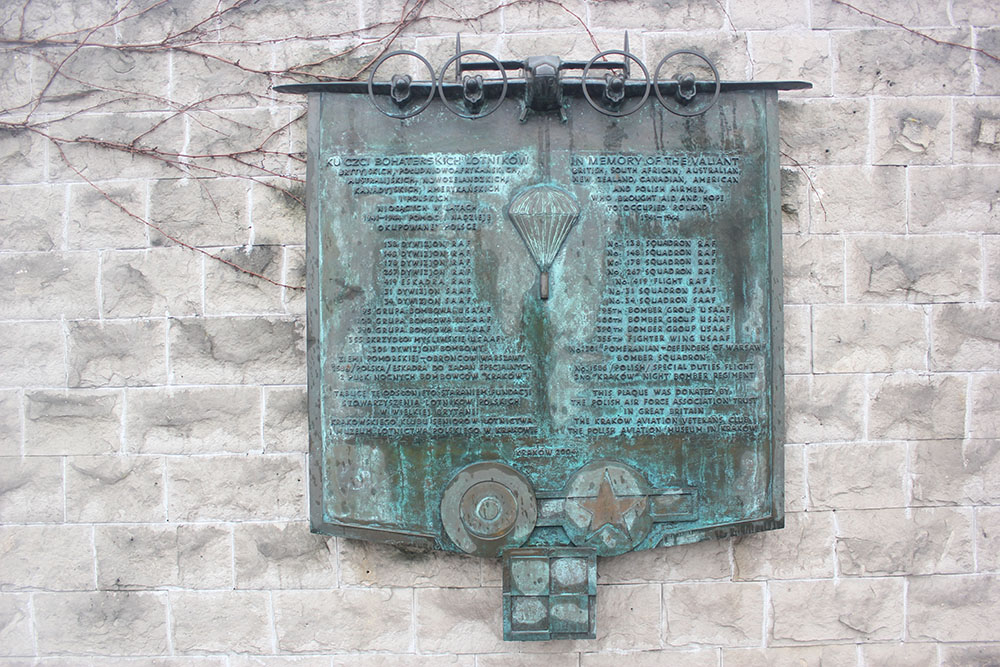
305,90,784,557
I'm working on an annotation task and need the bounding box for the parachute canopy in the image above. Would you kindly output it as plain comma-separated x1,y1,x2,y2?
506,184,582,299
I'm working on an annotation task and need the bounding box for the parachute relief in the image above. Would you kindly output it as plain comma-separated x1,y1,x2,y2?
505,184,582,300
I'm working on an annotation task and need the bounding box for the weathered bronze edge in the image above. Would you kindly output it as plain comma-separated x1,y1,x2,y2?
274,80,812,95
659,515,785,548
313,519,438,551
306,92,326,534
765,89,787,532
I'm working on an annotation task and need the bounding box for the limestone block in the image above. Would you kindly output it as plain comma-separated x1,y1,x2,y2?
733,511,835,580
780,168,808,234
643,32,751,80
282,246,307,316
0,525,95,591
102,248,202,318
785,444,806,512
0,391,20,456
96,524,232,590
731,0,809,29
67,181,148,250
951,0,1000,25
872,97,952,165
184,109,290,178
811,0,950,28
0,252,99,320
868,373,966,440
339,537,479,588
861,643,941,667
910,166,1000,232
778,99,869,166
971,375,999,439
481,655,579,667
576,583,664,651
834,29,972,96
263,386,307,453
170,591,271,654
149,178,249,248
975,28,1000,95
24,389,122,456
845,235,980,303
126,386,262,454
30,46,169,114
414,587,502,653
233,657,347,667
115,0,229,43
0,127,47,185
807,166,906,233
204,246,285,315
598,535,732,584
590,2,724,31
0,185,64,251
0,456,63,523
0,594,32,657
250,179,306,246
750,32,831,95
783,305,811,374
169,48,270,111
784,374,865,443
0,322,65,387
835,507,974,576
769,578,903,643
169,316,305,385
234,522,335,589
75,658,226,666
908,574,1000,641
217,0,360,41
34,591,168,656
330,657,472,667
942,644,1000,667
499,33,609,64
953,97,1000,163
812,305,926,373
274,588,411,652
49,113,182,182
0,50,33,124
503,0,587,31
581,650,718,667
167,454,305,521
986,236,1000,301
65,455,165,523
977,507,1000,572
664,582,763,646
808,442,907,510
721,644,858,666
910,439,1000,505
782,235,844,304
67,320,168,387
931,304,1000,371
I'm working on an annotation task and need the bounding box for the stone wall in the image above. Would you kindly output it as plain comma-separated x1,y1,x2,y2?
1,0,998,664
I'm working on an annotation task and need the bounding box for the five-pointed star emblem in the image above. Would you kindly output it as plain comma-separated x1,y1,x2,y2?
576,470,645,537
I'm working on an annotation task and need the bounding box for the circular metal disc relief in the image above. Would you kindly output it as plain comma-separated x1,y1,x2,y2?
562,460,653,556
441,462,537,557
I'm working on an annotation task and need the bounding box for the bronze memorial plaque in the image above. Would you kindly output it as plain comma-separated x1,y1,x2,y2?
277,39,808,640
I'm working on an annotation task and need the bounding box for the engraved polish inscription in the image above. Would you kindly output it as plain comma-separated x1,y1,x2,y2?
328,152,531,231
331,238,536,439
